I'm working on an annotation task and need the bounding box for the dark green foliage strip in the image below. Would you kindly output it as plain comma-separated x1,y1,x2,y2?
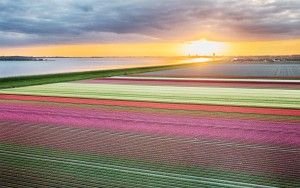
0,62,200,89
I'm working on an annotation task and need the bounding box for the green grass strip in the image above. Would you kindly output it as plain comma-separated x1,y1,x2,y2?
1,82,300,109
0,62,203,89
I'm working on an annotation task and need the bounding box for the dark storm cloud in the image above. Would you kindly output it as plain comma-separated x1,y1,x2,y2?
0,0,299,46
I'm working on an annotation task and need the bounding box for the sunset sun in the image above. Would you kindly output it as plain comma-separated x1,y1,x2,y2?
182,39,227,56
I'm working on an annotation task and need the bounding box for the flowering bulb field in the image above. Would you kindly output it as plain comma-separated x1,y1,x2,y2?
131,63,300,79
0,77,299,187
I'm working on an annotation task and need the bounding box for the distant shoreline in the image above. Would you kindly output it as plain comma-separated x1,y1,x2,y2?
1,56,300,64
0,56,45,61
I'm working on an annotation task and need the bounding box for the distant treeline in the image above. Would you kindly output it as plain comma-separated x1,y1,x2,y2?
0,56,45,61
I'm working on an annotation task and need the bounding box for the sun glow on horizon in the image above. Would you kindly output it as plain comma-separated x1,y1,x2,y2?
181,39,227,56
2,39,300,57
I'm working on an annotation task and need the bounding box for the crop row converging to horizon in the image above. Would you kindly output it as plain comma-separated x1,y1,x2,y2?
0,75,299,187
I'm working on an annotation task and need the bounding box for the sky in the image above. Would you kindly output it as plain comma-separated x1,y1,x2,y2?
0,0,300,56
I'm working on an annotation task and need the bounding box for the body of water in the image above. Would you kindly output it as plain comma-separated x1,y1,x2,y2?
0,57,177,78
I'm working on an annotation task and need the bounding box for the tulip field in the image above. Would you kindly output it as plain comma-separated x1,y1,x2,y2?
0,76,299,187
131,63,300,78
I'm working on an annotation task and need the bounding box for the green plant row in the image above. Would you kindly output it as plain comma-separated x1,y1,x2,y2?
0,62,200,89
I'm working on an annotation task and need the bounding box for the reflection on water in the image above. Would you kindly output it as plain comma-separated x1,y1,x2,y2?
179,57,212,63
0,57,207,78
